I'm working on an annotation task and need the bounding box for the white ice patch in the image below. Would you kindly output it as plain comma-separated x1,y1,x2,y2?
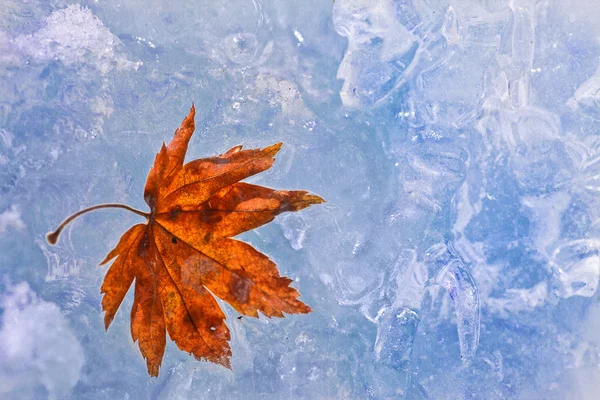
522,192,572,259
0,130,15,166
436,260,481,364
293,29,304,45
0,31,20,65
14,5,142,74
0,205,25,235
568,64,600,110
333,0,418,108
486,282,548,317
277,214,307,250
255,75,313,117
0,282,84,399
551,240,600,299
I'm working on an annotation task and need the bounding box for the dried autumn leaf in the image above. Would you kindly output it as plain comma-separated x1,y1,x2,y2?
47,105,323,376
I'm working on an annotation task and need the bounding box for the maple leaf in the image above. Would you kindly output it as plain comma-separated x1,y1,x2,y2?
47,105,323,376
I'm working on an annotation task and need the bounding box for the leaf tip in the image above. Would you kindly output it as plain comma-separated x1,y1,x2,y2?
264,142,283,157
186,104,196,122
103,317,111,332
286,192,326,212
98,253,114,266
223,358,232,370
293,300,312,315
148,364,160,377
304,193,326,205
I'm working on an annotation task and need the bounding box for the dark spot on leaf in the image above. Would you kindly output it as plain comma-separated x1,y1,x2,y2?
169,206,182,220
137,231,150,256
172,237,177,244
199,211,223,224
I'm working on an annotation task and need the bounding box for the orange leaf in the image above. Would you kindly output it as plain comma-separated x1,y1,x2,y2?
47,105,324,376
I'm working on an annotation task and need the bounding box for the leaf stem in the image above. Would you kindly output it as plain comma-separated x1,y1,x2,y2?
46,203,149,245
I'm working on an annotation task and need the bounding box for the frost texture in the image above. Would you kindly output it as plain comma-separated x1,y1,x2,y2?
0,206,25,235
436,259,480,363
2,0,600,398
0,282,84,400
14,5,142,74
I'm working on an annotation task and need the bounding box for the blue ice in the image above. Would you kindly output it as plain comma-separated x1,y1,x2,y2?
1,0,600,399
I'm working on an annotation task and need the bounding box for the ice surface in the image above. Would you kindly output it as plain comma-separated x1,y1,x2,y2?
435,258,480,363
0,281,84,399
14,5,142,74
2,0,600,398
0,205,25,234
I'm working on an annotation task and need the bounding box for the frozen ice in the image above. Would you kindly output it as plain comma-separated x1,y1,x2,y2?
2,0,600,398
0,205,25,235
435,258,480,363
374,307,419,394
14,5,142,74
551,240,600,299
0,281,84,400
333,0,421,108
373,242,480,395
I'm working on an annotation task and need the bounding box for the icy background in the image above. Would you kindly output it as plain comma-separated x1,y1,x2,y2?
1,0,600,398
